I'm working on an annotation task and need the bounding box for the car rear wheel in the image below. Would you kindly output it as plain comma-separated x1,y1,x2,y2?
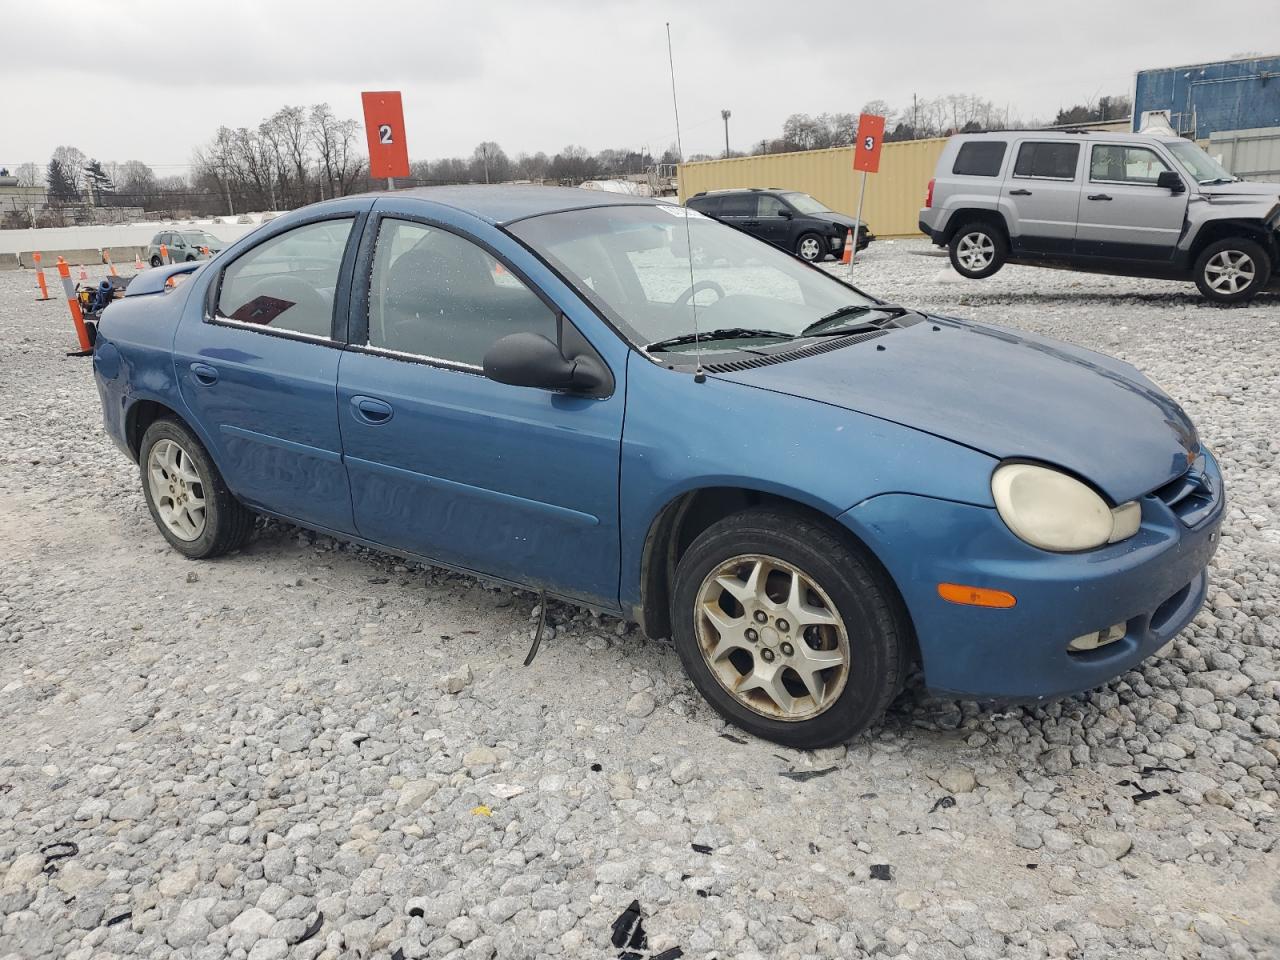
948,222,1007,279
1193,238,1271,304
139,418,255,559
795,232,824,263
149,255,162,268
670,507,907,748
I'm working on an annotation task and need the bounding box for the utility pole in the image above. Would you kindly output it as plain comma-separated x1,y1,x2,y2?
912,93,918,137
721,109,732,158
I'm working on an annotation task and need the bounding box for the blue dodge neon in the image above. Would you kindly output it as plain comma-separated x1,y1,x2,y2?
91,186,1224,747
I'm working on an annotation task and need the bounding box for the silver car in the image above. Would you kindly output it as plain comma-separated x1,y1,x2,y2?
145,229,226,267
919,130,1280,303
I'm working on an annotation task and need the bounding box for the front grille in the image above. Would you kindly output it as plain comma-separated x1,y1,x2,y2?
702,330,888,373
1151,454,1216,527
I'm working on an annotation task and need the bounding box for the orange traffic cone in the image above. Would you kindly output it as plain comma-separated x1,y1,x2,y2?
135,253,145,272
78,264,88,281
840,228,854,265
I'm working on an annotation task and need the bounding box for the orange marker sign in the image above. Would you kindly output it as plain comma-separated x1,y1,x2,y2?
361,91,411,181
853,113,886,173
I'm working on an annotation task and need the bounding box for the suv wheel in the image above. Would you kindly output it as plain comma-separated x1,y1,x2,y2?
796,233,824,263
1193,238,1272,304
150,255,163,268
948,222,1007,279
670,507,907,748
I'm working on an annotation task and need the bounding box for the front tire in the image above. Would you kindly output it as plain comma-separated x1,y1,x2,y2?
1193,238,1271,304
139,418,255,559
795,232,824,263
948,222,1007,279
150,255,162,268
671,507,907,748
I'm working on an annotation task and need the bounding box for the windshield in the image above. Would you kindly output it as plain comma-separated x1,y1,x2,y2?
784,192,830,214
181,231,220,245
508,205,876,353
1165,140,1235,184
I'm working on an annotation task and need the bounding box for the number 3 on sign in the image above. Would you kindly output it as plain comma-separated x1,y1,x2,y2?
378,124,394,145
863,135,875,151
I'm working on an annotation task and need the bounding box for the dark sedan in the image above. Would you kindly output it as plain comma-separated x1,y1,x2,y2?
686,188,874,262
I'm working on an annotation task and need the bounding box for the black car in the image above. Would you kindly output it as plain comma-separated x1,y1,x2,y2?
686,188,874,262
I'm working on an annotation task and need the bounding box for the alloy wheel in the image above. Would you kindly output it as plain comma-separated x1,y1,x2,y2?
1204,250,1256,295
693,554,850,722
798,237,821,261
147,438,207,541
957,232,995,271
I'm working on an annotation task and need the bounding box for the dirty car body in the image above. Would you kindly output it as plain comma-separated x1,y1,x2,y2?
92,186,1224,746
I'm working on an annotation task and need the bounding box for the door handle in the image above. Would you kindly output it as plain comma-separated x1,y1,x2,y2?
350,395,393,425
189,362,219,385
744,220,760,226
1088,194,1113,201
1008,188,1032,196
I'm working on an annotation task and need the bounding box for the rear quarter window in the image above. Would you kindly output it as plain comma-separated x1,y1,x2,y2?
952,141,1007,177
688,196,721,215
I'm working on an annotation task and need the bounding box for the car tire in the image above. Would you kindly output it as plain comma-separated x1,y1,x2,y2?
1193,238,1272,304
795,232,825,263
948,222,1007,279
139,418,255,559
150,255,162,268
185,255,196,262
670,507,907,748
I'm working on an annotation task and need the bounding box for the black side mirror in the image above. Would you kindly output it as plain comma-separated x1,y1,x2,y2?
483,332,609,396
778,209,794,219
1157,170,1185,193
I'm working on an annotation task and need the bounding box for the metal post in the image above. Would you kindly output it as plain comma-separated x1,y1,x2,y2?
849,170,868,275
387,177,394,191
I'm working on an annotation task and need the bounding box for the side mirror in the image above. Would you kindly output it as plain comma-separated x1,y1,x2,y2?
778,209,794,219
483,332,608,396
1157,170,1185,193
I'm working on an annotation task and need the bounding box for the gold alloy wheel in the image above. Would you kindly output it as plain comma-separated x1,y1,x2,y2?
694,554,850,722
147,438,207,541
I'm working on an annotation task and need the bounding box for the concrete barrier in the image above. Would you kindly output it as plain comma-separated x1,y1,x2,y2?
0,253,18,271
19,249,103,269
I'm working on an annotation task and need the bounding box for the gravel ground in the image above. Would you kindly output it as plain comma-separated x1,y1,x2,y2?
1,245,1278,960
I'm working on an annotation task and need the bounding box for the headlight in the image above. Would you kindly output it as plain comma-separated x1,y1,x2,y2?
991,463,1141,552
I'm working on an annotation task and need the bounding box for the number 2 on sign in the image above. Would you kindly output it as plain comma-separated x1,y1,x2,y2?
378,124,394,145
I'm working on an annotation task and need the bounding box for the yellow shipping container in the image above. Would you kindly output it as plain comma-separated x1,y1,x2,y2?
678,138,948,239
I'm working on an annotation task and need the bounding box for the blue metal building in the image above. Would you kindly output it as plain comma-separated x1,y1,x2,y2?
1133,55,1280,139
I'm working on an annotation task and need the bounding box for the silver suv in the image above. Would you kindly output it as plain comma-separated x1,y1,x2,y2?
919,130,1280,303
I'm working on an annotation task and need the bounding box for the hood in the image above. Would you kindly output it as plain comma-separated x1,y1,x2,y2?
810,211,868,231
1197,179,1280,198
713,317,1199,504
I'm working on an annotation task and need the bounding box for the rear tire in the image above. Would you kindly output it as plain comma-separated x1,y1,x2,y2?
948,222,1007,279
139,418,255,559
670,507,907,748
795,232,824,263
1193,238,1271,304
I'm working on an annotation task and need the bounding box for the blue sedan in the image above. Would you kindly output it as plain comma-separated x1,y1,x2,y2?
91,186,1224,747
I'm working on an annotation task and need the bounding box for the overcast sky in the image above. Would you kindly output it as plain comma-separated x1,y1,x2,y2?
2,0,1276,174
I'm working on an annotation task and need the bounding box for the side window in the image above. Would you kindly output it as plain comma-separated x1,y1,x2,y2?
1013,142,1080,180
216,218,353,338
952,141,1007,177
719,194,755,217
690,196,721,215
368,218,558,368
1090,145,1171,185
757,195,788,217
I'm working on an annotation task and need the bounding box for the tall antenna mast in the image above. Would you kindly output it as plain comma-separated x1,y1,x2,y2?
666,21,705,383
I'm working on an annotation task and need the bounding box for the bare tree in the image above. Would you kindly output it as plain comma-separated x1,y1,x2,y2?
51,145,88,192
312,104,366,197
14,162,41,187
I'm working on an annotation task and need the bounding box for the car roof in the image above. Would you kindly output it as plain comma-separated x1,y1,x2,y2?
691,187,786,197
954,129,1176,143
370,184,665,225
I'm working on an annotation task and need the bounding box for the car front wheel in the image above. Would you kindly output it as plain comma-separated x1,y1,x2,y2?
1193,238,1271,304
139,418,255,559
795,232,824,262
948,222,1007,279
671,507,907,748
150,255,162,267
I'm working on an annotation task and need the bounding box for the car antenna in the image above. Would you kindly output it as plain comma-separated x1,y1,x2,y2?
666,21,705,384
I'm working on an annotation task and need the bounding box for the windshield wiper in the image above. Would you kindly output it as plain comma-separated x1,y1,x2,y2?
1199,176,1238,185
645,327,795,353
800,303,910,338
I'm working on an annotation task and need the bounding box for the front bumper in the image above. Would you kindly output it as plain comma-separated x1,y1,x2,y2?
838,449,1224,700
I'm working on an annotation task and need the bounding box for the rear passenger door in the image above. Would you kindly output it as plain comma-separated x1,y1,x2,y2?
1074,143,1188,261
717,193,758,236
754,194,793,248
1002,140,1082,255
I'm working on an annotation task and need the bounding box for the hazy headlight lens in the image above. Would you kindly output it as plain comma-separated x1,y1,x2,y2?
992,463,1139,552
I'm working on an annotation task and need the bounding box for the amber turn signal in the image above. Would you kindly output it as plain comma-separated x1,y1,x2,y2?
937,583,1017,608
